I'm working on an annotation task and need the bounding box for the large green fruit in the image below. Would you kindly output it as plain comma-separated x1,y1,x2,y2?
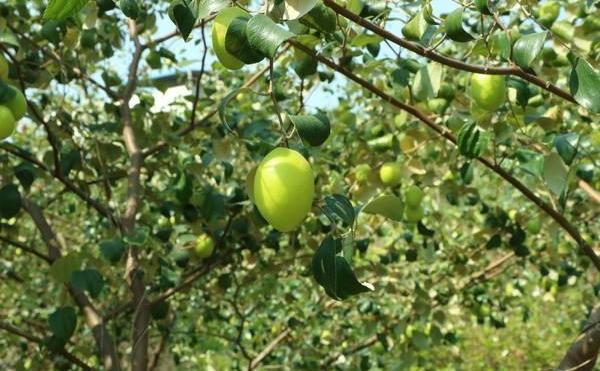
5,85,26,120
0,105,16,140
212,7,247,70
253,147,315,232
470,74,506,111
379,162,402,186
194,233,215,260
404,185,424,207
0,54,8,80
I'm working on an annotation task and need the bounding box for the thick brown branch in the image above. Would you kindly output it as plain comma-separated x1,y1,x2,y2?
322,0,577,105
122,19,150,371
21,198,120,370
288,39,600,271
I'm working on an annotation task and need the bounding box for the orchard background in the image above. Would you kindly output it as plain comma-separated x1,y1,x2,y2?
0,0,599,370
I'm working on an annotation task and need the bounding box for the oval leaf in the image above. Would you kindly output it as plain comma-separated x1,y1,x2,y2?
445,8,475,42
513,31,547,69
246,15,295,58
569,57,600,113
289,114,330,146
362,195,404,222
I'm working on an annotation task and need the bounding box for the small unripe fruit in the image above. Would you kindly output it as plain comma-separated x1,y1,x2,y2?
5,85,26,120
0,105,16,140
194,233,215,260
538,1,560,27
526,218,542,235
470,74,506,111
212,7,247,70
404,185,424,207
379,162,402,186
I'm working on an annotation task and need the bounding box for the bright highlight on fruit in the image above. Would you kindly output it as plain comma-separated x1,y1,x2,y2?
379,162,402,186
194,233,215,260
212,7,248,70
0,106,16,140
253,147,315,232
469,73,506,111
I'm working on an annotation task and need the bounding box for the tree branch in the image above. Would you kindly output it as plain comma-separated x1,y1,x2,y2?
322,0,577,105
0,320,92,370
122,19,150,371
288,39,600,271
21,198,120,370
558,305,600,371
249,328,292,370
0,235,50,262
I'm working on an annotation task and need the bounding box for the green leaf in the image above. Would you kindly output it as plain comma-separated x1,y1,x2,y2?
569,57,600,113
490,31,510,61
48,307,77,344
362,195,404,222
543,152,568,196
13,163,36,190
350,33,382,47
402,10,428,41
474,0,492,14
43,0,89,20
99,239,126,264
457,122,482,159
291,48,318,78
0,80,17,104
554,133,578,166
119,0,139,19
174,171,194,203
323,194,355,226
0,184,21,219
413,63,443,101
311,236,373,301
124,226,150,246
299,3,336,33
49,254,82,283
445,8,474,42
225,16,265,64
282,0,318,20
169,0,197,41
71,268,104,298
192,0,230,19
246,15,295,58
288,114,330,146
513,32,547,69
218,87,246,132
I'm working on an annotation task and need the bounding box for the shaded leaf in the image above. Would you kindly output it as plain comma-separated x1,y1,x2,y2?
71,268,104,298
289,114,330,146
48,307,77,345
323,194,355,226
554,133,578,166
169,0,197,41
543,152,568,196
0,184,21,219
445,8,474,42
99,239,126,264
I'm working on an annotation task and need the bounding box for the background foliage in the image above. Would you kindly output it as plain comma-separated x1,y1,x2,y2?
0,0,599,370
